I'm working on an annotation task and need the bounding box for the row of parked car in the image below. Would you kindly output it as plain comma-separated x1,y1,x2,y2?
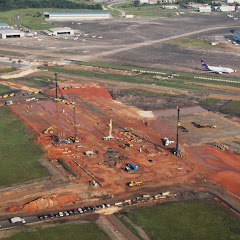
38,203,111,220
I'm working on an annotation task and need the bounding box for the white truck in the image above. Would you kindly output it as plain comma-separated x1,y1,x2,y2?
9,217,26,224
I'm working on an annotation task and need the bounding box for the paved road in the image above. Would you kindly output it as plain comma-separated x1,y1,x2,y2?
108,1,127,18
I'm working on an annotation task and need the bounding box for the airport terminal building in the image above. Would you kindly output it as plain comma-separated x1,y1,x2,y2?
45,12,110,21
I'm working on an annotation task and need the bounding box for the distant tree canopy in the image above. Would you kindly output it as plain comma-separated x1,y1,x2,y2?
0,0,102,11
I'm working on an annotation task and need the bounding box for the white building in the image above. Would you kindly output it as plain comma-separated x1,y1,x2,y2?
233,30,240,41
49,27,74,36
0,23,10,29
219,5,235,11
162,5,179,9
198,6,211,12
46,12,110,21
226,0,240,3
0,29,24,39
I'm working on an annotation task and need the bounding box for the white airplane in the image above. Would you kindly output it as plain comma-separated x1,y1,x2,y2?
201,59,236,74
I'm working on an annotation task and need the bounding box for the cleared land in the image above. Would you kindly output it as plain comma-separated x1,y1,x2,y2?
1,222,110,240
0,106,49,185
119,200,240,240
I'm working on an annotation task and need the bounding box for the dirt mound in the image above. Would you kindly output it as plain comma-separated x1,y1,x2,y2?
6,206,19,212
6,194,78,213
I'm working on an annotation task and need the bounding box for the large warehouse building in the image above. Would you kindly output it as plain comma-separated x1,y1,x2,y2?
41,27,74,36
45,12,110,20
0,29,24,39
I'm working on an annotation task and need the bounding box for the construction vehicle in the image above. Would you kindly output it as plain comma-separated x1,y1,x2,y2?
4,100,13,105
126,143,133,147
9,93,14,97
163,137,174,146
192,122,216,128
128,181,142,187
43,127,54,134
3,94,8,98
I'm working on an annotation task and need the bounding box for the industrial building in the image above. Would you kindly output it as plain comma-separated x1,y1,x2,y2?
162,5,179,9
198,6,211,12
45,12,110,21
0,29,24,39
233,30,240,41
219,5,235,11
0,23,10,29
41,27,74,36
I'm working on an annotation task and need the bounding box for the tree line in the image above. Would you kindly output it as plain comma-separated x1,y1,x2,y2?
0,0,102,11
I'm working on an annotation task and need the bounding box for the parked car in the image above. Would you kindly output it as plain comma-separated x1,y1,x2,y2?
64,211,69,216
58,212,64,217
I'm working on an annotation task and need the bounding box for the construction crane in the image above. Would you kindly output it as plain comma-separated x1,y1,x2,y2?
173,107,183,157
54,72,65,102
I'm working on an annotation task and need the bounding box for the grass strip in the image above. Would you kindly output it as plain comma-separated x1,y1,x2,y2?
1,222,110,240
57,158,78,177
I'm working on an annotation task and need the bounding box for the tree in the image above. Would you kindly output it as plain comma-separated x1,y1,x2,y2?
133,0,140,7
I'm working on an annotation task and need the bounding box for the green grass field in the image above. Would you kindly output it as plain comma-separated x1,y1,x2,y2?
0,67,17,74
18,15,55,30
120,200,240,240
220,100,240,115
167,37,225,48
0,106,49,185
1,223,110,240
201,98,221,106
111,2,178,17
42,65,240,94
0,83,18,95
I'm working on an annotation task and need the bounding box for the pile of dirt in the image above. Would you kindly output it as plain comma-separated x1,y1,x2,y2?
6,194,78,213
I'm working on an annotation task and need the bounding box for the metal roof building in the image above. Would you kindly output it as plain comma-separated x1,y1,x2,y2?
46,12,110,20
0,29,24,39
0,23,10,29
49,27,74,35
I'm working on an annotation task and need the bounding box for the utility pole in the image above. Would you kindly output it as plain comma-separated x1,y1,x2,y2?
73,105,77,140
109,119,112,137
55,72,58,99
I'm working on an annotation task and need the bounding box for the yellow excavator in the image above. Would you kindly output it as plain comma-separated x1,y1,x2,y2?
43,127,54,134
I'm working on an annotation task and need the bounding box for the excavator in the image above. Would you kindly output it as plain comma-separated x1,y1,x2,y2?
43,127,54,134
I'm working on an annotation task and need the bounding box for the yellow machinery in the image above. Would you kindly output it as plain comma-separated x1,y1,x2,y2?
43,127,54,134
3,94,8,98
9,93,14,97
128,181,142,187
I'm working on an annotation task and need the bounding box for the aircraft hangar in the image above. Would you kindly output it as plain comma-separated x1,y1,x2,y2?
0,29,24,39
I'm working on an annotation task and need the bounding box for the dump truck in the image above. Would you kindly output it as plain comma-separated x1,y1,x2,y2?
128,181,142,187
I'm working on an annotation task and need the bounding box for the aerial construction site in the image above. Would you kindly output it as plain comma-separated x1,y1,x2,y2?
0,64,239,218
0,11,239,238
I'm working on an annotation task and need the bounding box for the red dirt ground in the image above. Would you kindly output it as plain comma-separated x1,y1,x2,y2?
7,83,240,210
